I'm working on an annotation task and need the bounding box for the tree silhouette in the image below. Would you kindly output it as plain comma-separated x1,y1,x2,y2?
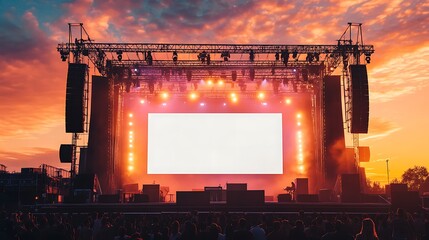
401,166,429,191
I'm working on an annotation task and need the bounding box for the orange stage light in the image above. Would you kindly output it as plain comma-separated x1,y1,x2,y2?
128,165,134,171
218,80,224,86
161,92,169,100
189,92,198,100
297,113,302,119
129,122,133,126
207,79,213,85
129,113,133,118
285,98,292,105
140,99,145,104
257,92,265,100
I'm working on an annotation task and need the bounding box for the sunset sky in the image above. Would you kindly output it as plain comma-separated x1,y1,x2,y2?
0,0,428,185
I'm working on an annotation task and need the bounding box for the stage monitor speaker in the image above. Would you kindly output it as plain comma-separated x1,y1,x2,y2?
227,190,265,206
296,194,319,202
277,194,292,202
358,146,370,162
341,174,361,203
295,178,309,195
142,184,160,202
350,65,369,133
59,144,74,163
176,191,210,206
65,63,87,133
226,183,247,191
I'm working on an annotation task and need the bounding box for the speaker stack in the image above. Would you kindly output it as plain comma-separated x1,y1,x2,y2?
350,65,369,133
65,63,87,133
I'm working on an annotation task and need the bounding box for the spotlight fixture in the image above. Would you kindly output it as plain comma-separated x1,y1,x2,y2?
292,49,298,59
281,50,289,65
249,68,255,81
365,52,371,63
221,51,230,61
314,52,320,62
146,51,153,65
206,53,211,65
232,70,237,81
306,52,314,63
172,51,178,62
249,49,255,62
60,50,69,61
116,50,123,61
198,51,207,63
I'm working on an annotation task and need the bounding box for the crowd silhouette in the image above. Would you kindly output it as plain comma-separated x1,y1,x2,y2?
1,208,428,240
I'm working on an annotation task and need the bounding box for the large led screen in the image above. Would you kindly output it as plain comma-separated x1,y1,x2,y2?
147,113,283,174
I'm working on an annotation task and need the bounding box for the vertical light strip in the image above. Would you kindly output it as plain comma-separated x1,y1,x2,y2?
297,113,305,174
128,113,134,172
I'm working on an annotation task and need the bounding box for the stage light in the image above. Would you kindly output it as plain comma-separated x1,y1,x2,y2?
129,139,133,143
140,99,145,104
189,92,198,100
129,131,133,135
129,113,133,118
161,92,169,100
261,102,268,106
297,122,301,126
146,51,153,65
281,50,289,65
116,51,123,61
218,80,224,86
129,144,133,148
298,165,304,172
223,103,227,106
249,49,255,62
257,92,265,100
128,165,134,171
200,102,205,106
297,113,302,119
292,50,298,59
285,98,292,105
207,79,213,85
162,103,167,106
172,51,178,62
230,93,238,103
129,122,133,126
221,51,230,61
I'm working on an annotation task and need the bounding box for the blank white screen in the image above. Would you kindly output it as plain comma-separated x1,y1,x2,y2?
147,113,283,174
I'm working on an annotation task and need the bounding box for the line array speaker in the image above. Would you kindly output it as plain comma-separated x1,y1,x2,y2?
65,63,87,133
350,65,369,133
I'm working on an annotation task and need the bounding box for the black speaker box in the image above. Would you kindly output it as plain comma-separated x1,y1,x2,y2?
227,190,265,206
59,144,74,163
350,65,369,133
176,191,210,206
65,63,87,133
277,194,292,202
